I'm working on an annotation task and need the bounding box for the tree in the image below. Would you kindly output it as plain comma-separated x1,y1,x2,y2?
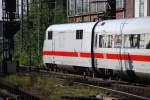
14,0,66,66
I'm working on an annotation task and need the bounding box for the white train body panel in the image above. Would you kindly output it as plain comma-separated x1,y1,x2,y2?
43,17,150,79
94,17,150,75
43,22,96,67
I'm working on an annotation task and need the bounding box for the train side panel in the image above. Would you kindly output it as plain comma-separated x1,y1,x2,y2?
43,23,96,68
94,17,150,78
43,17,150,80
43,28,53,64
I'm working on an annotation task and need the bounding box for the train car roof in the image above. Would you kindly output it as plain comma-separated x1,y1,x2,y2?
47,17,150,35
46,22,96,32
123,17,150,34
95,17,150,35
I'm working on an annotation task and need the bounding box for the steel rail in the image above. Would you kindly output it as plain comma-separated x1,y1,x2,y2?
74,82,150,100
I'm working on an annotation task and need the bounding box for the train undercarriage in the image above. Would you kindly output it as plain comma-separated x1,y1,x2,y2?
45,63,150,84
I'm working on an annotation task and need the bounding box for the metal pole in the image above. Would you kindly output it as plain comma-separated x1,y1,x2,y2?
67,0,69,22
54,1,56,23
37,0,39,57
75,0,77,21
81,0,84,22
2,0,5,70
21,0,24,51
89,0,91,21
38,0,42,61
26,0,31,65
123,0,126,18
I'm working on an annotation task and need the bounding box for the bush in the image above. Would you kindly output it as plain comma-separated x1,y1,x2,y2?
15,51,29,65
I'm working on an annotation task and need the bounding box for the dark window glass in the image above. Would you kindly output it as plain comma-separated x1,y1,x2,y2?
124,34,150,49
101,22,105,26
129,34,140,48
99,35,103,48
76,30,79,39
76,30,83,39
99,35,113,48
95,34,97,48
146,41,150,49
48,31,53,40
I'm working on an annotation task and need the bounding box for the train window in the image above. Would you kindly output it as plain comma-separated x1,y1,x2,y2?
98,35,114,48
99,35,111,48
129,34,140,48
99,35,103,48
124,35,130,48
124,34,150,49
76,30,83,39
145,34,150,49
139,34,145,49
103,35,108,48
101,22,105,26
146,41,150,49
114,35,122,48
108,35,113,48
95,34,97,48
48,31,53,40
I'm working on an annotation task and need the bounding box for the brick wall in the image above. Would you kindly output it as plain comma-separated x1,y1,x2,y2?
148,0,150,16
68,15,99,23
68,0,135,22
116,0,134,19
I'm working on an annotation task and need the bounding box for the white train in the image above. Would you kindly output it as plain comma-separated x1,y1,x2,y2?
43,17,150,82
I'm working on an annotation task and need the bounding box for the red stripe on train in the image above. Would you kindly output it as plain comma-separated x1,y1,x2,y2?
43,51,78,57
43,51,150,62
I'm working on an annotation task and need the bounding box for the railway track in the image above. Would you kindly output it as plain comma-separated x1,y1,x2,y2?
0,78,43,100
18,66,150,100
45,71,150,100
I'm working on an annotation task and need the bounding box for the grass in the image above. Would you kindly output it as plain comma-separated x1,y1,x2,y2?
1,74,107,100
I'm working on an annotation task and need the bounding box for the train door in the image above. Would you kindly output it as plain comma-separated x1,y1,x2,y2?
75,30,83,65
76,29,83,51
95,33,115,77
52,32,64,64
122,34,134,78
95,34,116,72
94,34,98,68
114,34,123,72
122,34,145,78
47,31,53,64
51,31,55,64
118,22,127,77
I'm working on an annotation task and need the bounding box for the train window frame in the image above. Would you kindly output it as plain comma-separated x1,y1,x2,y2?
146,41,150,49
48,31,53,40
145,33,150,49
114,35,122,48
124,33,150,49
76,30,83,39
108,35,113,48
129,34,140,48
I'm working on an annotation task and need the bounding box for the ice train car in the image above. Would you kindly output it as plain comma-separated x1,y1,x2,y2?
43,17,150,82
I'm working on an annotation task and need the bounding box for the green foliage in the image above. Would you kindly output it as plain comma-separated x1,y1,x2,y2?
3,74,32,86
2,74,106,100
52,6,66,24
15,50,29,65
14,0,67,66
0,52,2,63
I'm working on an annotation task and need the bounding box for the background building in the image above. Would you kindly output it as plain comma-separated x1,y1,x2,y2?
0,0,2,20
67,0,150,22
0,21,3,53
134,0,150,17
